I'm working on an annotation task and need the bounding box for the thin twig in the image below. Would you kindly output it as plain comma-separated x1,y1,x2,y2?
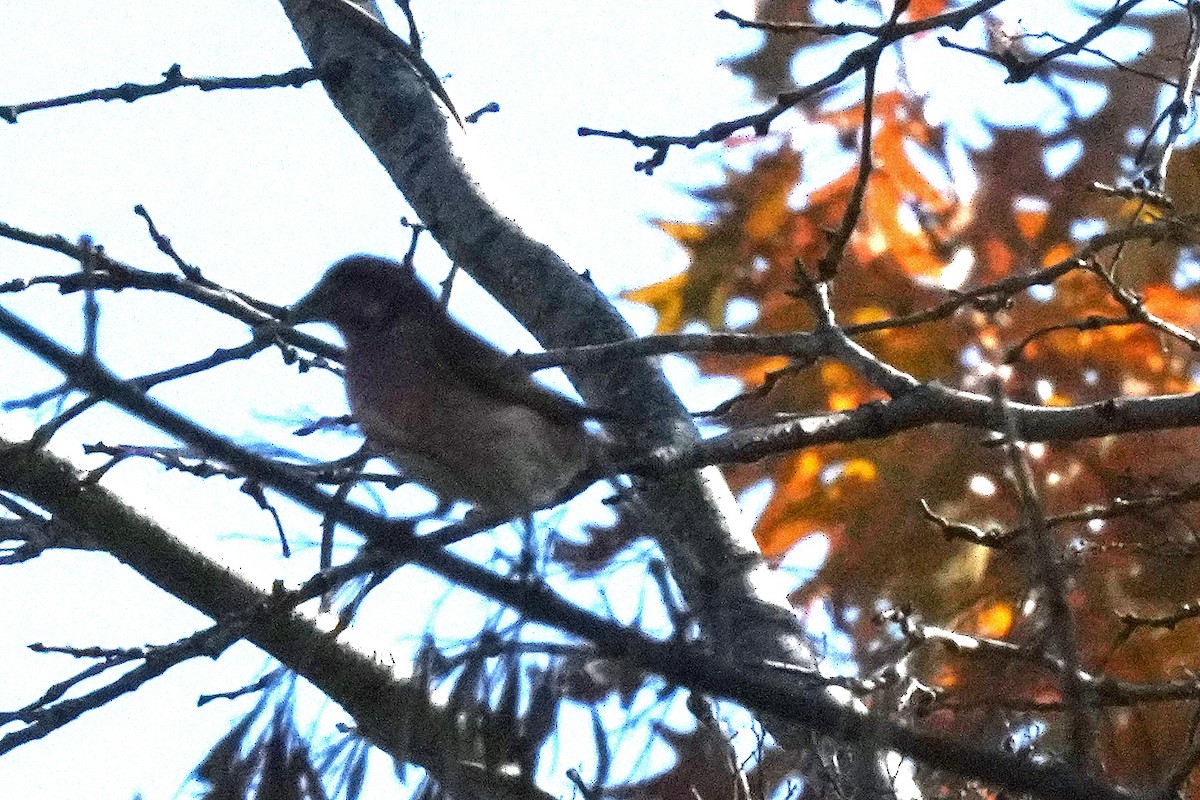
922,476,1200,548
1141,0,1200,187
0,625,234,756
0,64,316,123
133,204,202,280
936,0,1149,84
816,50,880,280
583,0,1007,173
990,378,1091,768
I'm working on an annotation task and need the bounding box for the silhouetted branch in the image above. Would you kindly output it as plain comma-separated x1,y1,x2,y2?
583,0,1007,172
936,0,1149,84
0,63,316,124
0,626,234,756
991,379,1091,768
0,304,1138,800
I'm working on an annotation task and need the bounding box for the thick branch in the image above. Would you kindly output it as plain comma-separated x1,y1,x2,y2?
650,383,1200,472
274,0,820,717
0,443,549,800
0,310,1136,800
0,436,550,800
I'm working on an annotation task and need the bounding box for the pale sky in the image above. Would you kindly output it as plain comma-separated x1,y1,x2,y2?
0,2,761,797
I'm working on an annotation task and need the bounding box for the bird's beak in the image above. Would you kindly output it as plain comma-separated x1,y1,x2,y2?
286,285,328,325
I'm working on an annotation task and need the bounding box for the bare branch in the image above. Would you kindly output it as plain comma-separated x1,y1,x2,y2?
0,626,234,756
881,608,1200,709
584,0,1008,173
923,478,1200,548
936,0,1150,84
815,46,881,280
0,64,316,124
0,305,1138,800
990,379,1091,768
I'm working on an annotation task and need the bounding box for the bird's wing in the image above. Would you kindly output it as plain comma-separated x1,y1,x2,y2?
433,316,601,426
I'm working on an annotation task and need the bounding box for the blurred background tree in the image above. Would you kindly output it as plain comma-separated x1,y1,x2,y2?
620,0,1200,794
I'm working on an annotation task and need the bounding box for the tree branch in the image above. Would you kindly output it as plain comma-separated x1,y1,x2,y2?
273,0,829,760
0,64,317,124
0,310,1137,800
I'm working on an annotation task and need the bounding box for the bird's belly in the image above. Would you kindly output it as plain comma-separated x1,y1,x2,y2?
350,383,588,515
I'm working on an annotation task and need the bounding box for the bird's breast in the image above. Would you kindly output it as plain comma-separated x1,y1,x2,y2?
342,336,592,515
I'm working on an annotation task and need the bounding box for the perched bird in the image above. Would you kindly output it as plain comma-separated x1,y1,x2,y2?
289,254,606,518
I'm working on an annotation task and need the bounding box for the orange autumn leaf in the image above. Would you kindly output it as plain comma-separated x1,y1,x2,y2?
821,93,952,211
622,273,689,334
872,106,950,211
849,306,890,325
840,457,878,484
731,354,793,387
975,602,1015,638
905,0,948,21
1014,204,1049,241
821,361,868,411
979,235,1015,277
1142,285,1200,329
864,177,947,279
1041,242,1074,267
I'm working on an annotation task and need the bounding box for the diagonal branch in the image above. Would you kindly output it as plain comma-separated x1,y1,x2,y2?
0,307,1136,800
580,0,1008,173
273,0,831,753
0,413,549,800
0,625,235,756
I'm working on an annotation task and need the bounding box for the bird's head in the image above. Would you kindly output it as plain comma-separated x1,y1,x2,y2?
288,255,436,334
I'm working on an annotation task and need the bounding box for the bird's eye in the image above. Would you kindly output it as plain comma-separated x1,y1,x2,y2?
352,297,391,331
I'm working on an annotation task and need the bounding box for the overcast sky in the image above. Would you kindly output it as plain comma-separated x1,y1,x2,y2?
0,2,762,797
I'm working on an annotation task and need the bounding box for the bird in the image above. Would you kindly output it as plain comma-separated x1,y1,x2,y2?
288,254,608,519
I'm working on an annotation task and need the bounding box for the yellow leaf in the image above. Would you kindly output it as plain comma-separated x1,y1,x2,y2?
979,602,1014,637
841,458,878,483
654,220,710,246
622,273,688,334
